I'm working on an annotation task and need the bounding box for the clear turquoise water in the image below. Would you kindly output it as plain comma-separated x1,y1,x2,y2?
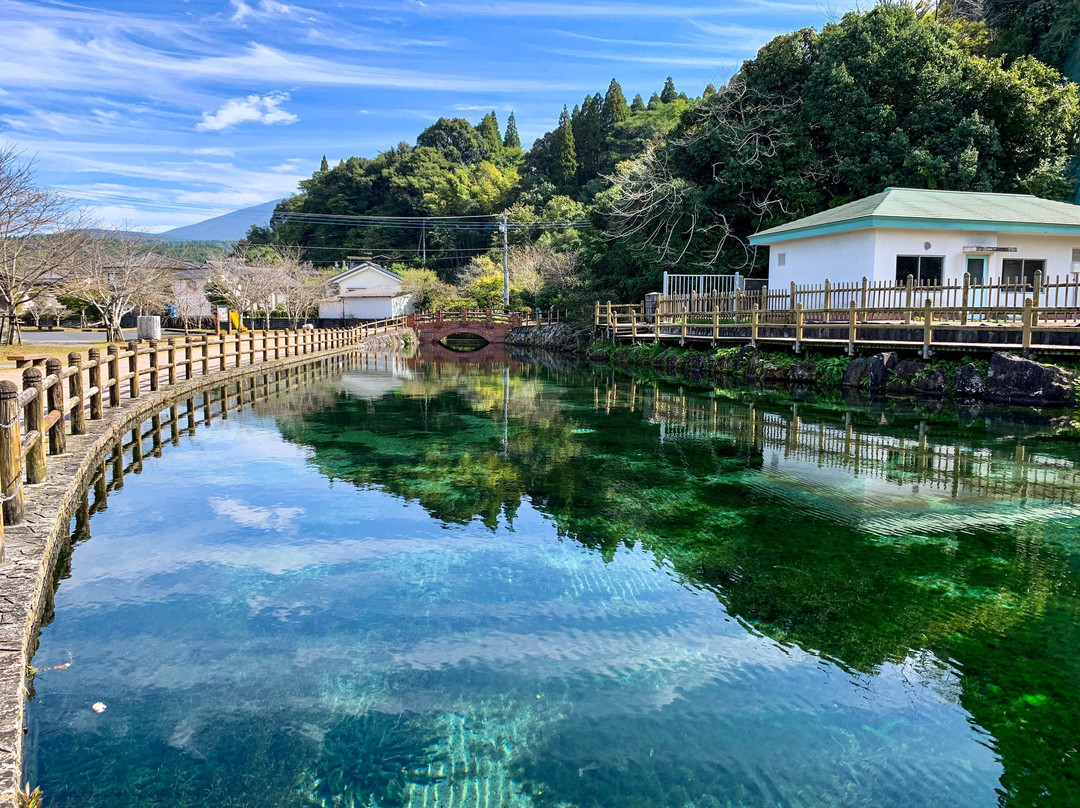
23,353,1080,807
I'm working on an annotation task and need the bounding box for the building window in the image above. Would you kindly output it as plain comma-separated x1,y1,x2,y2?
1001,258,1045,285
777,252,786,267
895,255,943,284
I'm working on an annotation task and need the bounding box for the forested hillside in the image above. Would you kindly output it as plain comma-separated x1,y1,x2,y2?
250,4,1080,309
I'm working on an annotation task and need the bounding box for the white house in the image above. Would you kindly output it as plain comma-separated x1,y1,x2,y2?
749,188,1080,290
318,260,413,321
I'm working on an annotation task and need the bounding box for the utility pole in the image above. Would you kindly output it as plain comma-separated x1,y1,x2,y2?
501,210,509,307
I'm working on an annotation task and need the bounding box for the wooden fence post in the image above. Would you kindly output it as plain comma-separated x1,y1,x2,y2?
127,340,139,399
904,274,914,324
750,304,759,346
183,337,193,380
22,367,45,483
824,279,832,312
167,338,177,386
1033,269,1043,308
712,298,720,343
860,276,868,314
922,298,933,360
45,357,65,456
148,339,159,392
201,335,210,376
790,281,796,312
69,352,86,435
1022,298,1034,356
794,303,804,353
107,345,120,407
88,348,103,420
680,306,688,346
846,302,855,354
961,272,970,326
219,333,227,371
235,330,242,368
0,381,23,525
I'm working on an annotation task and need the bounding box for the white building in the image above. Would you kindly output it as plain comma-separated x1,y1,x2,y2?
318,260,413,321
749,188,1080,289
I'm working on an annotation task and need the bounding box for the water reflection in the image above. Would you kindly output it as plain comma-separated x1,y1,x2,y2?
25,351,1080,808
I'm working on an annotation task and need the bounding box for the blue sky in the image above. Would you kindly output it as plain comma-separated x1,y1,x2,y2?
0,0,854,232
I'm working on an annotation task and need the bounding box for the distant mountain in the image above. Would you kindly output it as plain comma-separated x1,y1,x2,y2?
158,199,282,242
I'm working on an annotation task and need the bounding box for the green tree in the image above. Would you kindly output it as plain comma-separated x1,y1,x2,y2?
476,111,502,160
602,78,630,128
647,92,662,110
319,155,329,173
660,76,678,103
550,106,579,194
630,93,647,112
503,112,521,149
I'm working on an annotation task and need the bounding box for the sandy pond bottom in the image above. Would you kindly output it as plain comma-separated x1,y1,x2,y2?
23,354,1080,807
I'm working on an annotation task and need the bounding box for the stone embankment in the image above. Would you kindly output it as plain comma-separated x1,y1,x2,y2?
505,323,594,353
601,342,1078,406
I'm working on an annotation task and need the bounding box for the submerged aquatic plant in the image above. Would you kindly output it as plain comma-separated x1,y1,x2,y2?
304,711,438,807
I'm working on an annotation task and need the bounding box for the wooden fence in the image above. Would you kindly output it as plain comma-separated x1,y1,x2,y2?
598,271,1080,357
655,271,1080,320
0,323,410,549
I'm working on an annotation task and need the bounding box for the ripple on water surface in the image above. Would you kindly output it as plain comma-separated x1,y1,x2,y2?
24,359,1080,807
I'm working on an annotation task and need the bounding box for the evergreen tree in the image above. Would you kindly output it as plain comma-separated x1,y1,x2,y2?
476,111,502,160
319,155,329,172
660,76,678,103
602,78,630,128
550,106,578,194
703,83,717,97
630,93,647,112
503,112,521,149
573,93,604,185
647,92,662,110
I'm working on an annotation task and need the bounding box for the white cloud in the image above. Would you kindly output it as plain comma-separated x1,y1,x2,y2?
209,497,304,531
230,0,304,24
196,92,299,132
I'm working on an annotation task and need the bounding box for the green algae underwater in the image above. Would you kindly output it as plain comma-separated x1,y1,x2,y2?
22,348,1080,808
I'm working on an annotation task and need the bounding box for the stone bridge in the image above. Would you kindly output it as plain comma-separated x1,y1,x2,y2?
409,311,522,345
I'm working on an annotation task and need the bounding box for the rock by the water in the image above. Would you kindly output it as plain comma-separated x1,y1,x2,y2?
789,361,815,382
985,352,1077,405
867,352,898,391
953,363,984,397
886,360,925,394
842,358,868,387
758,362,788,383
915,368,946,396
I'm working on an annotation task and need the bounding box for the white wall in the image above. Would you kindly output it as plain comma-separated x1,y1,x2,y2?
767,230,876,291
319,295,413,320
767,228,1080,288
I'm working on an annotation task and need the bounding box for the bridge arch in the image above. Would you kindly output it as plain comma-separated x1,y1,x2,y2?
410,311,521,345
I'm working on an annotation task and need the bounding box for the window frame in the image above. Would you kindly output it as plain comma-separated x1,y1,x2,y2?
895,255,945,285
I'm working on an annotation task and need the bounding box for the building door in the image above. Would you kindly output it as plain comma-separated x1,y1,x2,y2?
966,256,988,315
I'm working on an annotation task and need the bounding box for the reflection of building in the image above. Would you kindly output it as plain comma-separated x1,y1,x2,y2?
338,354,413,400
319,260,413,321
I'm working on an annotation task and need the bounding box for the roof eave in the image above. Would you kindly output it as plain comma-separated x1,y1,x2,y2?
750,215,1080,245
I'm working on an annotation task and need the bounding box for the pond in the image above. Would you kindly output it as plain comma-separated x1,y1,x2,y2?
23,348,1080,808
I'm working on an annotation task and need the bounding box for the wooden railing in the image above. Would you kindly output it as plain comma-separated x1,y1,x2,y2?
651,271,1080,324
0,323,411,547
598,271,1080,356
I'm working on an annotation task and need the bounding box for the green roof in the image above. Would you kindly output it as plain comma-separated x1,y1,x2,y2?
748,188,1080,244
